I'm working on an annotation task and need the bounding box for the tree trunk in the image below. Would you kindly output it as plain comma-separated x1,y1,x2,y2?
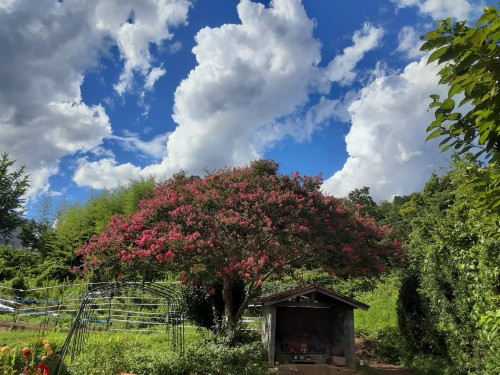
222,275,234,330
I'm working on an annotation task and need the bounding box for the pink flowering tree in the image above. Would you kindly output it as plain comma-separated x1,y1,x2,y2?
78,160,401,330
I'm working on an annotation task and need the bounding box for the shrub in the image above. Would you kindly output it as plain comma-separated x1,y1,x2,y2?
397,272,447,356
11,276,30,299
372,328,404,364
402,354,462,375
184,280,245,335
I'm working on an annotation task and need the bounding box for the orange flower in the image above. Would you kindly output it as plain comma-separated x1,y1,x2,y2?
0,346,10,353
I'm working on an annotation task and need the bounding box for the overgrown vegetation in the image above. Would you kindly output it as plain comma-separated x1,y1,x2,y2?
1,7,498,375
0,329,268,375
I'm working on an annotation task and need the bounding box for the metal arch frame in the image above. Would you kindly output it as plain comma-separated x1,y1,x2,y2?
55,281,185,375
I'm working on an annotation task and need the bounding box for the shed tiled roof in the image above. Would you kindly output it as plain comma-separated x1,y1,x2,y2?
258,284,369,310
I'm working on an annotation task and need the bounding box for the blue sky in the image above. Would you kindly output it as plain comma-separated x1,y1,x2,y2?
0,0,491,216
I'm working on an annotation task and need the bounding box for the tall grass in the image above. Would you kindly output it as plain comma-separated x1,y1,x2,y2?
354,273,400,338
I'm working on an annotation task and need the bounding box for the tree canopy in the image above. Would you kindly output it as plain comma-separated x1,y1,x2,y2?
421,5,500,212
78,160,401,329
0,152,29,238
422,5,499,162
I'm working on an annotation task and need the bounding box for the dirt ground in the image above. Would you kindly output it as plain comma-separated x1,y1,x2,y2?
364,361,415,375
356,338,415,375
0,320,51,331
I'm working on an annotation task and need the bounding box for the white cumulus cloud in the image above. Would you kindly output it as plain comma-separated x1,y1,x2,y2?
397,26,424,59
111,131,168,160
85,0,384,186
73,158,143,190
391,0,483,21
325,23,385,86
322,56,451,201
0,0,191,196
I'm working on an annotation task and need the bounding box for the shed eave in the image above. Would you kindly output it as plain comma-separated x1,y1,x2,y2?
260,285,369,311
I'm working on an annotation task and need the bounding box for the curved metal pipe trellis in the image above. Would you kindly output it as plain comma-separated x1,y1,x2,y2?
55,281,185,375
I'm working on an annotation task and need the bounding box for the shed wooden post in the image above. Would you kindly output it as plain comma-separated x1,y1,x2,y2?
261,305,277,365
342,308,356,370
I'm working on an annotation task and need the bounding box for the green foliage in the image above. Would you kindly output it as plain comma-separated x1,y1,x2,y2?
0,152,29,238
403,158,499,374
347,186,382,221
371,328,405,365
68,336,127,375
0,245,37,280
421,6,500,213
402,354,461,375
352,274,407,366
0,245,74,284
397,272,447,356
54,177,155,256
3,328,267,375
422,6,500,164
184,280,245,335
354,274,400,338
0,336,60,375
64,330,268,375
19,219,56,257
11,276,30,299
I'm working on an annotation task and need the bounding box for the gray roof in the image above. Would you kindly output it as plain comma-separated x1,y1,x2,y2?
259,284,369,310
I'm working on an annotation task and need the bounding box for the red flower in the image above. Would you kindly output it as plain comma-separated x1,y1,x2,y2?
22,347,31,356
37,363,50,375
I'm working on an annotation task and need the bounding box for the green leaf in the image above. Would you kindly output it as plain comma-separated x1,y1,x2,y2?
459,96,473,107
441,98,456,112
439,137,453,147
421,31,442,40
427,46,449,64
479,128,491,144
426,129,443,141
446,113,462,121
448,84,463,98
420,35,454,51
454,54,480,75
438,46,465,64
472,28,489,45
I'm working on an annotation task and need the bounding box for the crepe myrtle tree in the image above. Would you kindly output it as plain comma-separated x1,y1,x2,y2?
78,159,402,331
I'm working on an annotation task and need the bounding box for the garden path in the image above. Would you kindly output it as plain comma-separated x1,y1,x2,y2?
365,361,415,375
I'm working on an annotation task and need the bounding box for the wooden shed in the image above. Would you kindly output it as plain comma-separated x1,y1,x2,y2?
260,285,369,371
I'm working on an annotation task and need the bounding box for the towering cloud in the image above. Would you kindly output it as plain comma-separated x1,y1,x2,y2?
322,57,450,200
